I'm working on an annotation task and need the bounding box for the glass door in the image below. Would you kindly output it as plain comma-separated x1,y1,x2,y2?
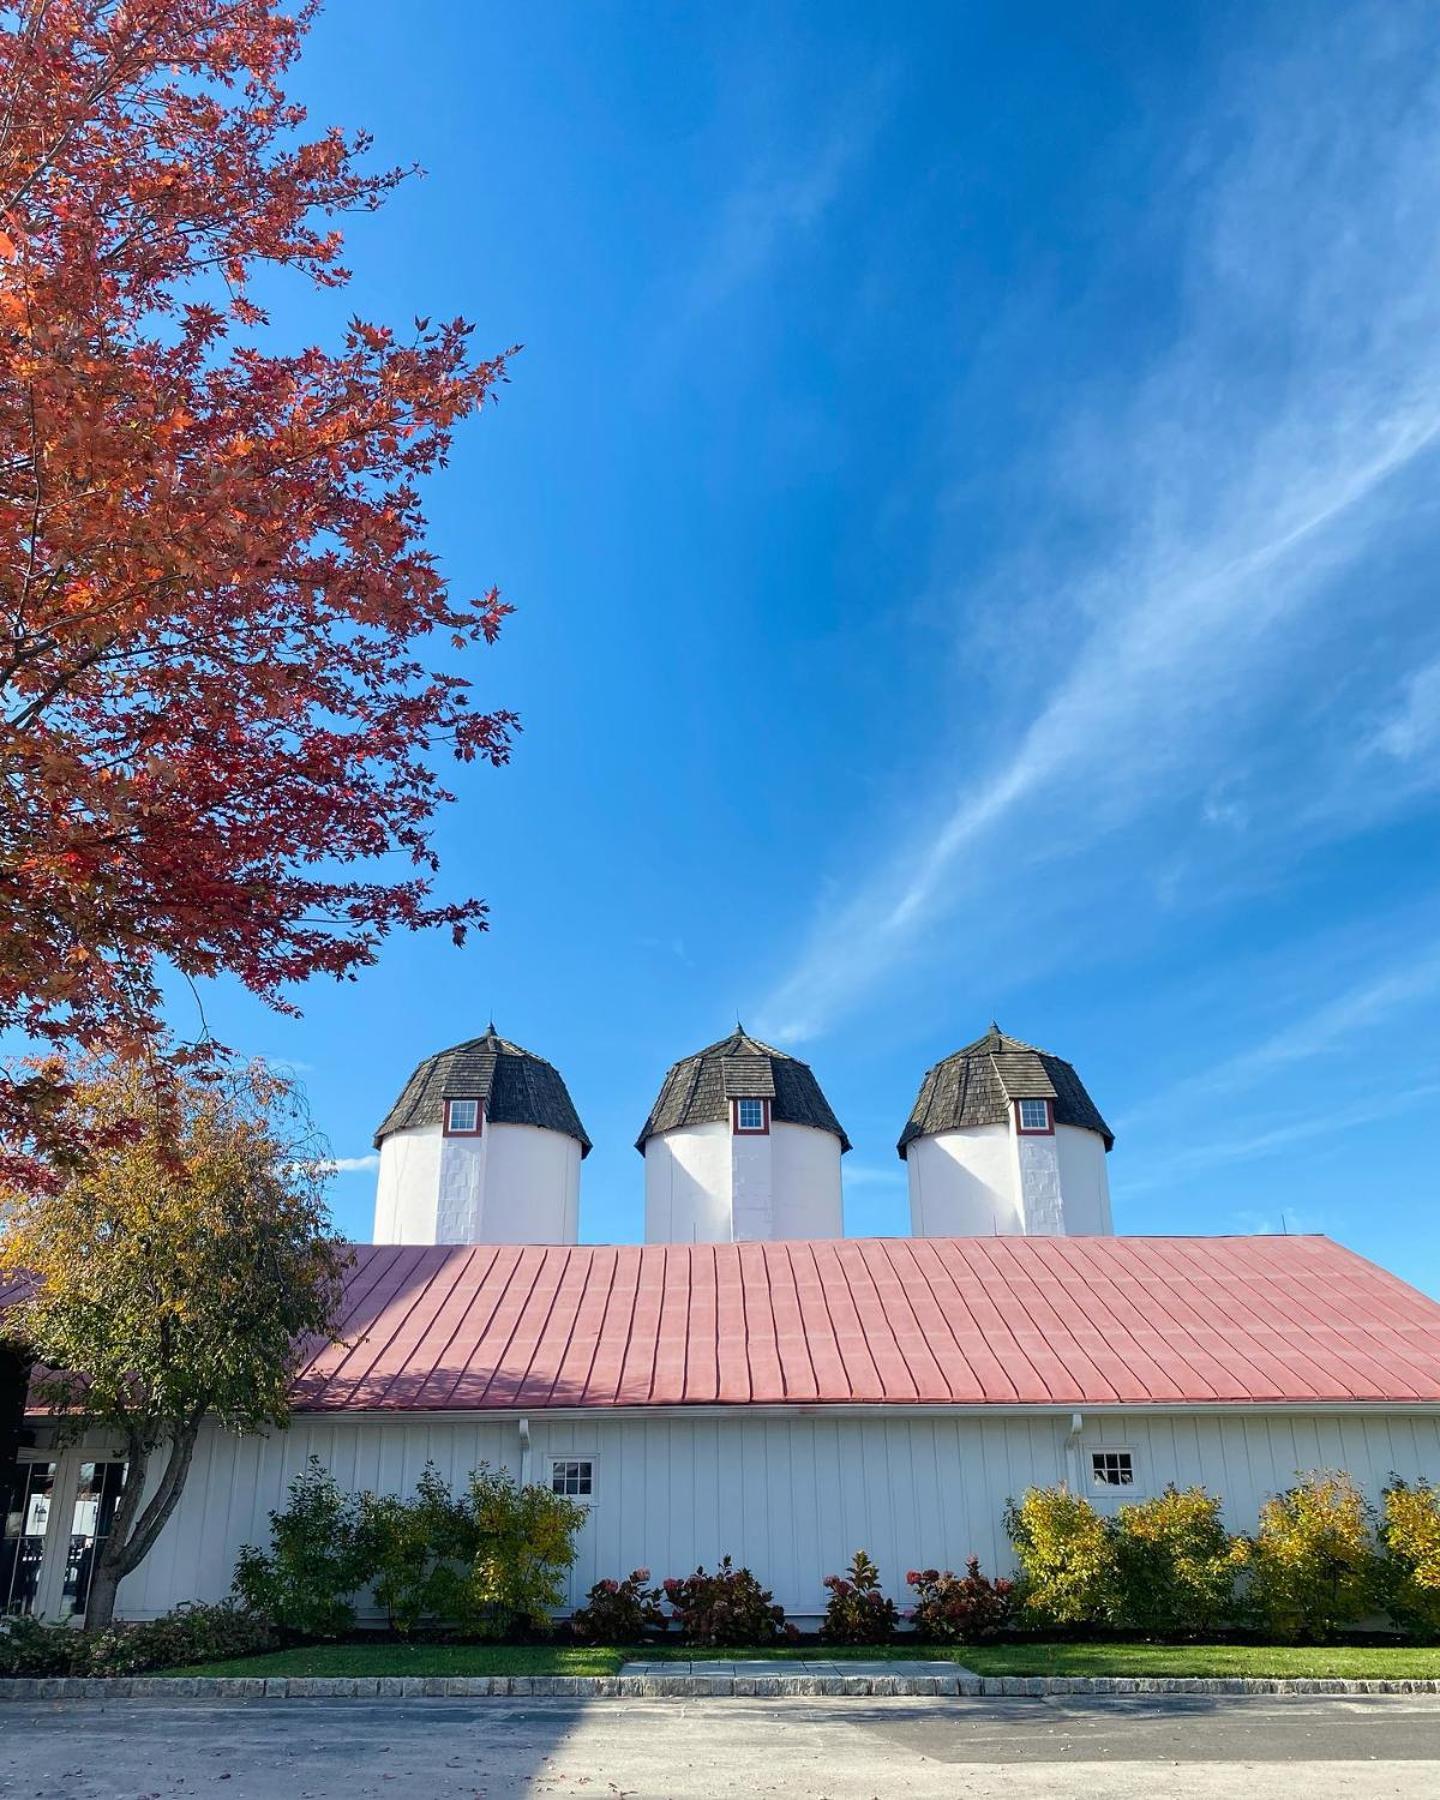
57,1460,128,1621
1,1460,57,1616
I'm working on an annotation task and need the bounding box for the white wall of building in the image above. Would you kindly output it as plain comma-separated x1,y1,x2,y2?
373,1128,444,1243
772,1124,844,1239
373,1122,580,1247
907,1122,1112,1238
644,1122,734,1243
644,1121,843,1243
91,1404,1440,1624
906,1124,1021,1237
1053,1125,1113,1234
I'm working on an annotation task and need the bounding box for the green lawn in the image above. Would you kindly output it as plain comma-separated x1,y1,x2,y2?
960,1642,1440,1680
168,1638,1440,1680
167,1643,627,1678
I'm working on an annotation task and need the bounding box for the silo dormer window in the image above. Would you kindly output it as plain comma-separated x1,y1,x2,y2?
444,1098,482,1137
1016,1098,1053,1134
733,1097,770,1134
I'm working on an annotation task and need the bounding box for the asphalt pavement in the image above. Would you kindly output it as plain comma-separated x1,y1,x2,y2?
2,1692,1439,1798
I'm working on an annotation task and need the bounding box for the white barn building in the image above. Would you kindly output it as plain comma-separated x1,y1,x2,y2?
6,1024,1440,1627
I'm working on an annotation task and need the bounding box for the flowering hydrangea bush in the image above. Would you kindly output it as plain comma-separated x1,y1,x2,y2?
819,1550,898,1644
570,1569,667,1643
661,1556,795,1646
906,1559,1015,1642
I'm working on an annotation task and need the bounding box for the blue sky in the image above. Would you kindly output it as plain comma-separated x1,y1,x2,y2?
187,1,1440,1289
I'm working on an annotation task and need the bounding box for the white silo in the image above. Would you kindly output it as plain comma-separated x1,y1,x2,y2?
371,1025,590,1245
899,1025,1113,1238
638,1028,849,1243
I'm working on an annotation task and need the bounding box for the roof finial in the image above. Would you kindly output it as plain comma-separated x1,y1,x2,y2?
990,1018,1001,1035
735,1012,744,1035
486,1017,498,1037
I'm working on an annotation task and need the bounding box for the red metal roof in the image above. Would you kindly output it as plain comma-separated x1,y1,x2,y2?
289,1235,1440,1413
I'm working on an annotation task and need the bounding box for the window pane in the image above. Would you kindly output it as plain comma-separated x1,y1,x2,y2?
737,1099,764,1130
447,1099,479,1133
1,1462,56,1616
59,1460,127,1620
1019,1099,1049,1129
551,1459,593,1497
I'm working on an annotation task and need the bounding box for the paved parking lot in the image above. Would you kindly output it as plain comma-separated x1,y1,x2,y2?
3,1692,1440,1799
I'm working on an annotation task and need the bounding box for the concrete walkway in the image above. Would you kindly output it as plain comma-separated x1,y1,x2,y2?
618,1656,974,1678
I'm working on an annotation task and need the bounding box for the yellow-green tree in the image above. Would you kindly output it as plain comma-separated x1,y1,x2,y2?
0,1060,347,1630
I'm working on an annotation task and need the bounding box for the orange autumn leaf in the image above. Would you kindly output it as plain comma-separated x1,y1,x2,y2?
0,0,521,1179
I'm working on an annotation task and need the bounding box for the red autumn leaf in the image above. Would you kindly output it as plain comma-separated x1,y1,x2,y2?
0,0,521,1177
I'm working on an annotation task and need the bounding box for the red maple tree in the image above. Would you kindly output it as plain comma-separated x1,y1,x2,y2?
0,1,517,1165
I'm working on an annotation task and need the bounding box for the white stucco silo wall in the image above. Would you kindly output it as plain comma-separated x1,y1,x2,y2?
906,1123,1021,1237
645,1122,734,1243
373,1120,581,1246
645,1120,844,1242
907,1121,1113,1238
771,1122,843,1239
1053,1124,1113,1234
373,1127,444,1244
481,1122,581,1244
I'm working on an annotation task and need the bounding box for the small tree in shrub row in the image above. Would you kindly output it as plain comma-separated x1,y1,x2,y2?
1004,1471,1440,1644
820,1550,898,1645
661,1557,796,1646
571,1569,667,1644
233,1456,585,1641
907,1560,1014,1642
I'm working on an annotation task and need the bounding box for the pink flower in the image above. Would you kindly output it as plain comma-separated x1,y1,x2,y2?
905,1570,921,1586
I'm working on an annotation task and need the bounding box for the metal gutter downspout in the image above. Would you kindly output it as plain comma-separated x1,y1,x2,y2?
518,1416,531,1489
1064,1411,1083,1492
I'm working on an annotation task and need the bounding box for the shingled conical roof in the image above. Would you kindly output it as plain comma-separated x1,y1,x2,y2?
636,1028,851,1153
375,1026,591,1155
897,1026,1112,1157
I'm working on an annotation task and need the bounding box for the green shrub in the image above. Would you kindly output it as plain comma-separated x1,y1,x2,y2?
85,1601,277,1674
1378,1478,1440,1640
0,1613,85,1676
463,1465,586,1638
0,1602,274,1677
232,1456,371,1638
1005,1485,1118,1627
361,1463,475,1636
232,1458,587,1641
1111,1486,1244,1633
819,1550,898,1645
906,1559,1014,1642
570,1569,667,1644
661,1557,794,1646
1248,1471,1377,1641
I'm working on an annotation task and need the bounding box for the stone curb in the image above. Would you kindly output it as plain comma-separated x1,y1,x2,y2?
2,1673,1439,1701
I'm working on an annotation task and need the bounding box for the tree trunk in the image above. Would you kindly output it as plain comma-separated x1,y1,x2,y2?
82,1417,200,1633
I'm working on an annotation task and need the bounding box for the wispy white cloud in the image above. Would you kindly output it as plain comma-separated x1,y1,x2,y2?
1372,656,1440,763
1118,1081,1440,1196
758,8,1440,1042
324,1154,379,1175
1118,934,1440,1126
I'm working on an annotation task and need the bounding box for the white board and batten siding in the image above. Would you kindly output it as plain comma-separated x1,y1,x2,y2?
108,1405,1440,1624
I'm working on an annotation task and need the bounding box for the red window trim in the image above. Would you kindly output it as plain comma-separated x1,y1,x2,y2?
731,1097,771,1136
1014,1098,1054,1136
443,1097,484,1138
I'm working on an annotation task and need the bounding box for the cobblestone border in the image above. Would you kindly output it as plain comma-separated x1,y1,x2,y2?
2,1673,1439,1700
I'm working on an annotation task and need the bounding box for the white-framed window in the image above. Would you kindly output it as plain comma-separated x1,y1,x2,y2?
550,1458,593,1499
733,1097,768,1134
1017,1097,1052,1133
1090,1448,1137,1493
444,1097,482,1137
